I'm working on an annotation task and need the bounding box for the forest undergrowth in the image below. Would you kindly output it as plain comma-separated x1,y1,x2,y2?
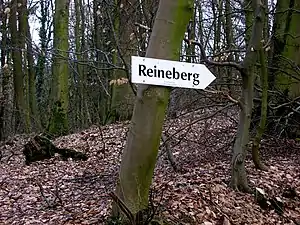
0,111,299,225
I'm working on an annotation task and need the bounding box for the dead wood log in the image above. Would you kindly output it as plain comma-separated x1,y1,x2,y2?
23,135,88,165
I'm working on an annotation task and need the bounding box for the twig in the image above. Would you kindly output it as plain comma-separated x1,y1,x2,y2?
184,39,243,71
37,182,62,209
134,22,152,32
270,96,300,110
199,185,235,225
109,192,135,223
160,133,179,172
135,22,242,71
162,103,237,146
202,88,242,107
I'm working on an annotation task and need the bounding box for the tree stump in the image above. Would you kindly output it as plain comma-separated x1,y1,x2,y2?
23,135,88,165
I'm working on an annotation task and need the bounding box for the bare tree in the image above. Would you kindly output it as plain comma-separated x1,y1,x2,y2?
113,0,194,217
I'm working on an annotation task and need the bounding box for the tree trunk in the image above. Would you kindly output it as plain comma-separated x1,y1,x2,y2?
0,5,8,140
80,0,91,126
75,0,90,128
93,0,109,124
231,70,254,193
113,0,193,216
36,0,48,115
186,17,195,63
231,0,265,192
19,0,31,132
271,0,300,98
74,0,82,127
224,0,235,93
107,0,121,123
268,0,300,137
9,0,29,133
251,38,268,171
26,19,40,130
108,0,137,123
48,0,70,136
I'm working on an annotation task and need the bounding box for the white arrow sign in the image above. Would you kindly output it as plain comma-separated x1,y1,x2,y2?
131,56,216,89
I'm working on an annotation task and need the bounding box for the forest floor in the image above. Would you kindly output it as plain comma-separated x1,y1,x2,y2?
0,112,300,225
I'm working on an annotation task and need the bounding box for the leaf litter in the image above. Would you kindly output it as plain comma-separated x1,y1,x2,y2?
0,111,299,224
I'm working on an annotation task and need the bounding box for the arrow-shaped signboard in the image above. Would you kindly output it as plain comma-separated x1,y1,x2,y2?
131,56,216,89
